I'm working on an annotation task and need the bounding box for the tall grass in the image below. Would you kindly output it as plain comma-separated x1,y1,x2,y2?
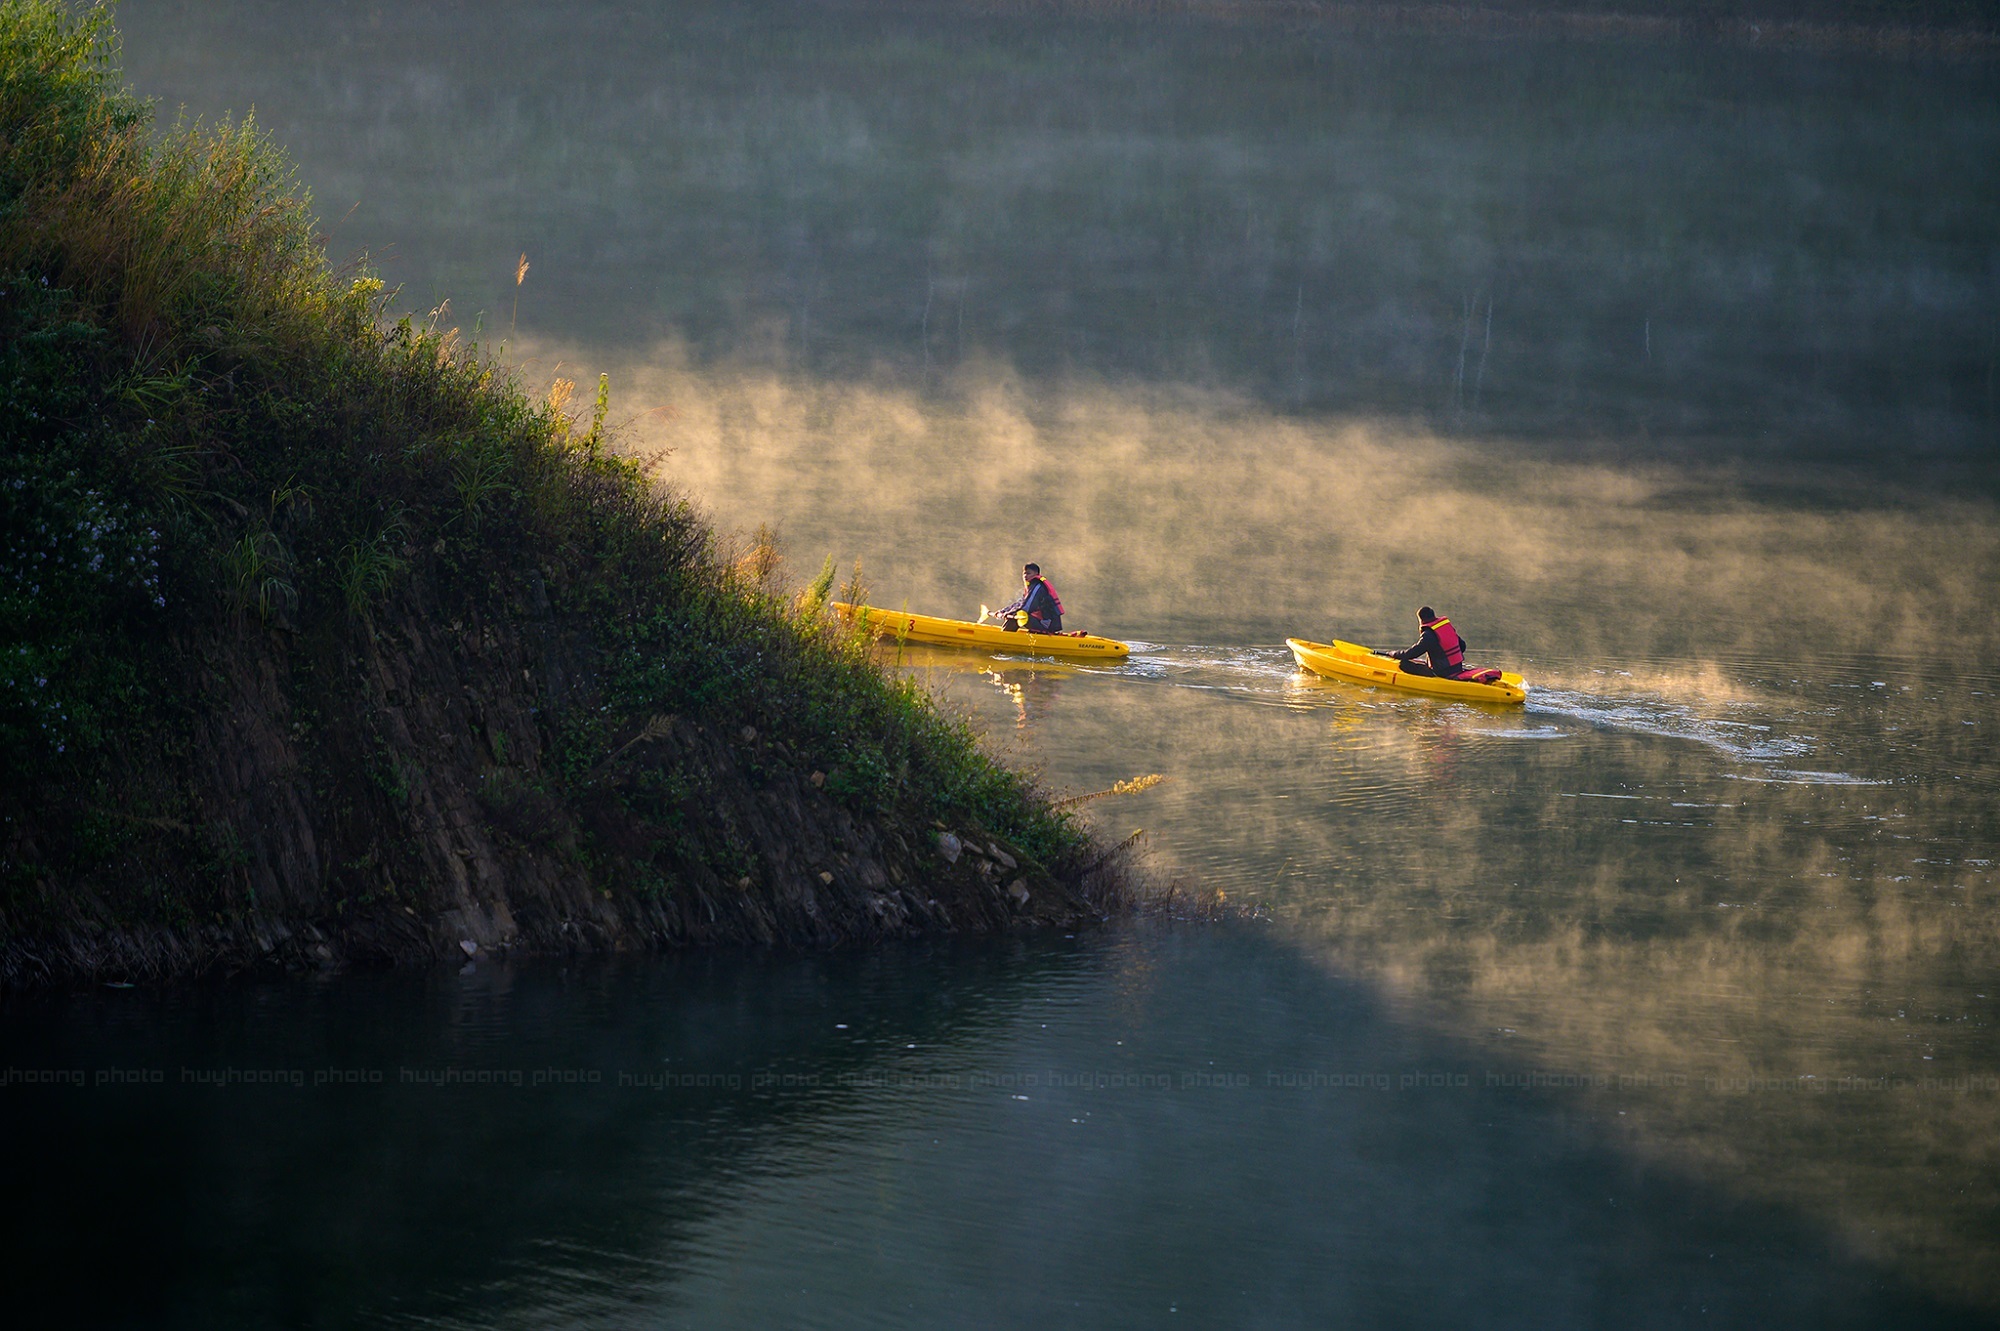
0,6,332,361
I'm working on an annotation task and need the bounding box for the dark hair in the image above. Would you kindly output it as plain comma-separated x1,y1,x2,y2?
1418,605,1435,620
1024,562,1041,575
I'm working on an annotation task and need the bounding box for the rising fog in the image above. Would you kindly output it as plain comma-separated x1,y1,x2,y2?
527,339,1999,667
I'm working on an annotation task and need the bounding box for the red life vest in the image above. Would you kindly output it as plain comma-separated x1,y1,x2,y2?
1423,615,1466,672
1038,578,1064,616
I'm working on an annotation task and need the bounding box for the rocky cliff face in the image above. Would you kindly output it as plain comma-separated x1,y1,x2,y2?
1,556,1121,988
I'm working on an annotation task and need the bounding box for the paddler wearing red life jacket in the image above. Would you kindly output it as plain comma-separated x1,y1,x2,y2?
1389,606,1469,678
997,562,1064,634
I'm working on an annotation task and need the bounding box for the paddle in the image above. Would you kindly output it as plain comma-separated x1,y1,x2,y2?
978,602,1031,630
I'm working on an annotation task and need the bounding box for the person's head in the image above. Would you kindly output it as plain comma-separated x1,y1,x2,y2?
1023,562,1041,582
1418,605,1436,622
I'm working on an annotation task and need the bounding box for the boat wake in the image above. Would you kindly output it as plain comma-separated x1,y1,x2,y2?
1112,645,1888,785
919,640,1890,786
1525,689,1816,763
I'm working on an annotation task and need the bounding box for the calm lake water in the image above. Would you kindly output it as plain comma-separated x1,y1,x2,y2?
6,1,1998,1325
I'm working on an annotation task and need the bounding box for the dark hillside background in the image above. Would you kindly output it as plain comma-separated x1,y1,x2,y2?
117,0,2000,486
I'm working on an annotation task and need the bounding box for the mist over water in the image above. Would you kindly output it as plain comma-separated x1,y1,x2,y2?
571,348,1999,665
14,1,1995,1324
118,0,2000,470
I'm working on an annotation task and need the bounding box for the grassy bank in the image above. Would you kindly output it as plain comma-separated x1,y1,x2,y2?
0,1,1125,983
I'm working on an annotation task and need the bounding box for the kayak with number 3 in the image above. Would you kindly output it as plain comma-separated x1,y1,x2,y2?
835,604,1131,661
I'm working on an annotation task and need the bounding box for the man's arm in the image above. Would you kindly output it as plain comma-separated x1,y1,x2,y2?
1389,628,1435,661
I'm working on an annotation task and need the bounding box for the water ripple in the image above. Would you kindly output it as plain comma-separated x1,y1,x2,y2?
1527,688,1817,763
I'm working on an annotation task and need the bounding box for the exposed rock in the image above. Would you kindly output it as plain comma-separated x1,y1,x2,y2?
0,571,1128,988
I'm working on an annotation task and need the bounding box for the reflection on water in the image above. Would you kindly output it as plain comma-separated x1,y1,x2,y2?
47,0,2000,1321
5,936,1989,1329
917,643,2000,1309
982,663,1066,732
878,644,1081,734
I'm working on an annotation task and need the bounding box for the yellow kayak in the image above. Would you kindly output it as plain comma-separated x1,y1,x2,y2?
1288,637,1528,704
836,604,1131,661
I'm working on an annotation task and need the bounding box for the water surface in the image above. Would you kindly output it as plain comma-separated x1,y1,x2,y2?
6,2,1996,1324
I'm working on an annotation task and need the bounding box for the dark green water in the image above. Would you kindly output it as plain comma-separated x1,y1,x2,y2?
5,2,1998,1324
5,935,1990,1327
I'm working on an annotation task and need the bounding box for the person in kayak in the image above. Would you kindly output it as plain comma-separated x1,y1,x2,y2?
995,563,1063,634
1388,606,1468,678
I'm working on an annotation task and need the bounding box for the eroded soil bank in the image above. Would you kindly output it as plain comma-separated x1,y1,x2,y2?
1,569,1128,988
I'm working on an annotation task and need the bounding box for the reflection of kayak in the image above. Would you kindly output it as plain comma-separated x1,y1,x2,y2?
835,604,1131,661
1288,637,1527,704
874,641,1084,679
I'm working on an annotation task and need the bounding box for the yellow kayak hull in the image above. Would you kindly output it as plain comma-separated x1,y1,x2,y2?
1288,637,1528,704
837,604,1131,662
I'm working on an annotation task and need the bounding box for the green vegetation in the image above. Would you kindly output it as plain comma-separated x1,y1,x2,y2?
0,1,1088,942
